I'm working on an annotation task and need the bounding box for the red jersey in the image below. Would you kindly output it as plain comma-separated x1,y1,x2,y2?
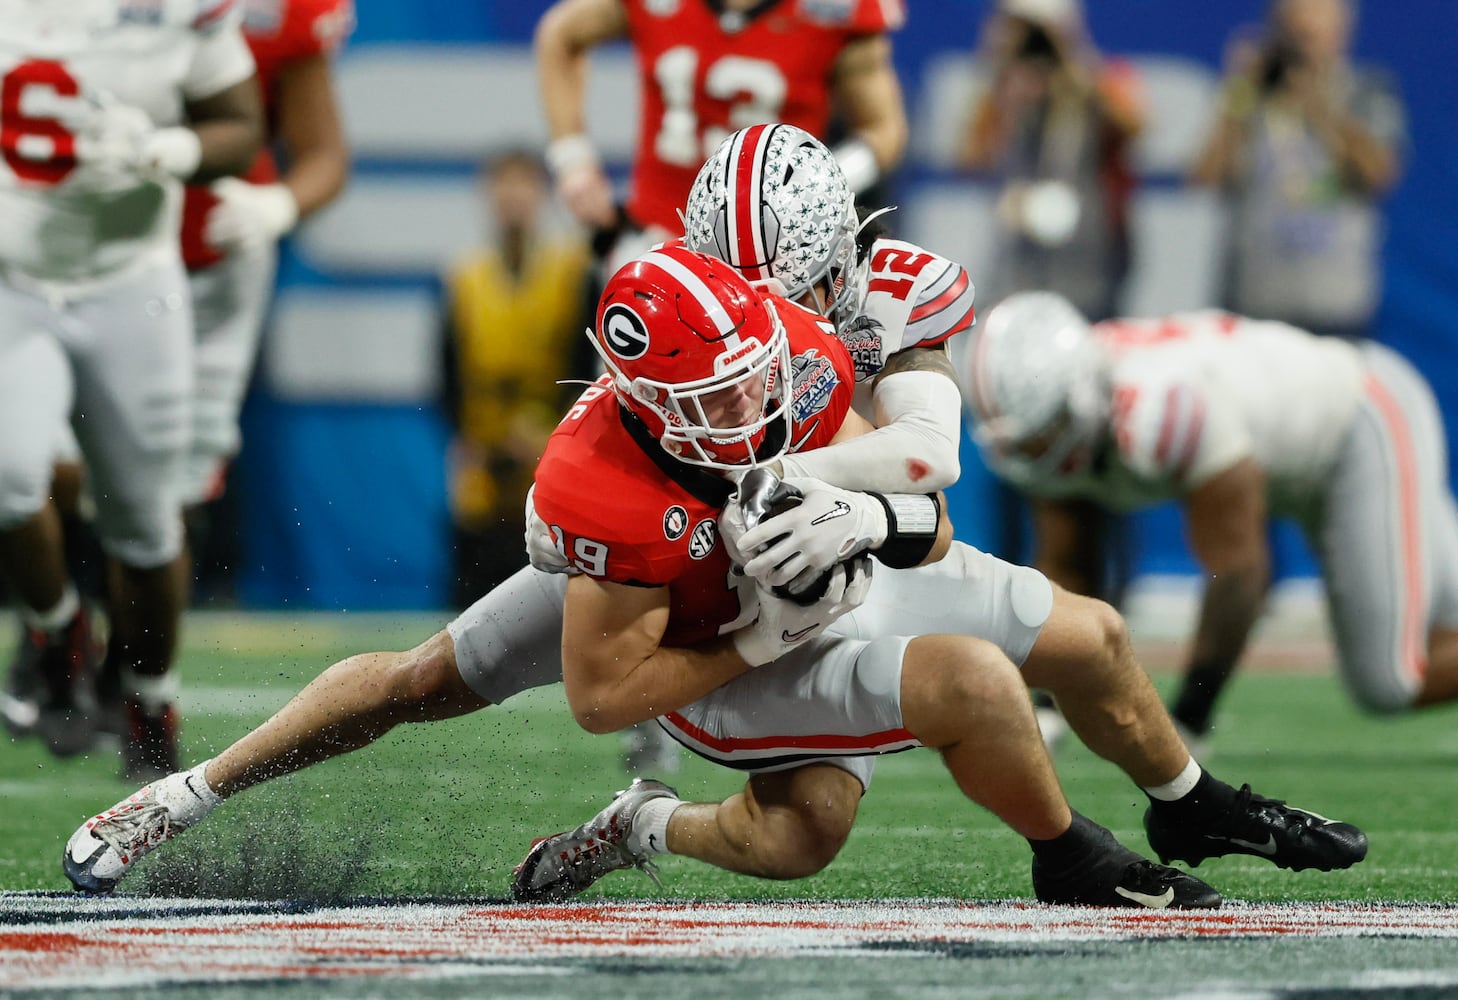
181,0,355,269
533,300,856,647
623,0,904,234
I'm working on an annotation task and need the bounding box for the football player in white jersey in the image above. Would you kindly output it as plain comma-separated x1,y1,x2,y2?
62,126,1366,898
965,291,1458,750
0,0,263,775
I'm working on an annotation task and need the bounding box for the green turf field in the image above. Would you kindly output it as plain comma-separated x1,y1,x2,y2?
4,610,1456,906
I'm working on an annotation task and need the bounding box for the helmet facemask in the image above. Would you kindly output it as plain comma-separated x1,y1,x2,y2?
617,310,793,471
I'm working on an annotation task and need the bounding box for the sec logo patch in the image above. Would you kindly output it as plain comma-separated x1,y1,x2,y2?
688,519,717,560
663,505,689,541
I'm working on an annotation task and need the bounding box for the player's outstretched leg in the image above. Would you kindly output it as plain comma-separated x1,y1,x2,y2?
512,778,679,903
63,628,493,892
1144,781,1368,872
64,761,220,893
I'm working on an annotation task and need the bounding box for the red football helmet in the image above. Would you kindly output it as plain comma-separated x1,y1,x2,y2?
591,246,792,470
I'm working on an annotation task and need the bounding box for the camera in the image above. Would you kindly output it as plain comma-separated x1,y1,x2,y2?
1259,36,1304,91
1017,23,1060,62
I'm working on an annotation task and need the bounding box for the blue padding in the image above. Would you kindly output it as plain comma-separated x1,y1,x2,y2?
236,396,451,609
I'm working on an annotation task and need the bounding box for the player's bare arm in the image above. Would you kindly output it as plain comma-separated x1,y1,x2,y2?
185,75,265,182
534,0,626,226
875,343,958,383
272,52,350,218
560,575,756,734
1182,457,1272,679
831,34,908,179
1032,497,1107,598
535,0,629,140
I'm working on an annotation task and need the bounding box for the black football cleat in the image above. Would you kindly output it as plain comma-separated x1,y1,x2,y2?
1033,814,1221,910
1145,783,1368,872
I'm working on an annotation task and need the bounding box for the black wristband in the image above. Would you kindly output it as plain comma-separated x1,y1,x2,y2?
867,492,941,568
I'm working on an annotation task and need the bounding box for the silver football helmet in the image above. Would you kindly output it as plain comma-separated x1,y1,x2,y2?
963,291,1110,480
683,124,867,335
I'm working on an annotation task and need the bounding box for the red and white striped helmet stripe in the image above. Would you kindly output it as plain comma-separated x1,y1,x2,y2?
640,248,739,338
723,124,778,284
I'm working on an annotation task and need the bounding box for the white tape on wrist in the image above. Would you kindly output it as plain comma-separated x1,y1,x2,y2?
882,493,939,534
143,127,203,179
254,182,300,238
832,136,880,193
545,133,599,179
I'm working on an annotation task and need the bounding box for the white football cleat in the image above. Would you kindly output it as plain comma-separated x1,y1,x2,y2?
512,778,678,903
63,760,220,893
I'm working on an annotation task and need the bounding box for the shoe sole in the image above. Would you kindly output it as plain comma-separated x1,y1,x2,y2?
1153,839,1368,873
62,840,119,895
510,834,572,904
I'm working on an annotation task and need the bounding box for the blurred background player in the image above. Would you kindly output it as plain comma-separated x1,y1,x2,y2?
438,148,593,608
7,0,353,778
0,1,263,775
533,0,909,275
956,0,1143,619
1190,0,1405,341
965,292,1458,754
175,0,354,592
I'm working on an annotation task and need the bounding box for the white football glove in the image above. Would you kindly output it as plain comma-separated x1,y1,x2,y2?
71,95,200,180
523,484,577,575
71,97,153,175
730,555,873,667
737,478,889,595
205,178,299,249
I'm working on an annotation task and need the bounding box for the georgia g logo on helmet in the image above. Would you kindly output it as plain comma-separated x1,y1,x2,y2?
601,302,651,360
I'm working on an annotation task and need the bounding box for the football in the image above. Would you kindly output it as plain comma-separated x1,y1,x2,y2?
735,468,835,606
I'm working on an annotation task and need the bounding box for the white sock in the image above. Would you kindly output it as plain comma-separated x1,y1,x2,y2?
124,668,179,713
155,759,222,826
1142,756,1202,802
22,584,79,633
628,797,681,855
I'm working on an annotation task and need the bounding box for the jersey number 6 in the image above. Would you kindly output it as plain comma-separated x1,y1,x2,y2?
2,60,81,185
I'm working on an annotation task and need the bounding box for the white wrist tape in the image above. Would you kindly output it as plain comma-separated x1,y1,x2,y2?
776,371,963,492
142,127,203,179
833,136,880,193
546,133,599,179
253,181,301,238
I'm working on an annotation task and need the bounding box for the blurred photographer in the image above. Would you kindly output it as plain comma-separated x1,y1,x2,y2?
957,0,1142,615
957,0,1143,323
1192,0,1406,340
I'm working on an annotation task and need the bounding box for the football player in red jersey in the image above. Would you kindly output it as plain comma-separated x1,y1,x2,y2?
512,247,1219,907
534,0,908,268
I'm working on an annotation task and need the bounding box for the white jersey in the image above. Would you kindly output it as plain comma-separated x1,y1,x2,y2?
0,0,254,283
1014,311,1366,516
844,237,975,383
